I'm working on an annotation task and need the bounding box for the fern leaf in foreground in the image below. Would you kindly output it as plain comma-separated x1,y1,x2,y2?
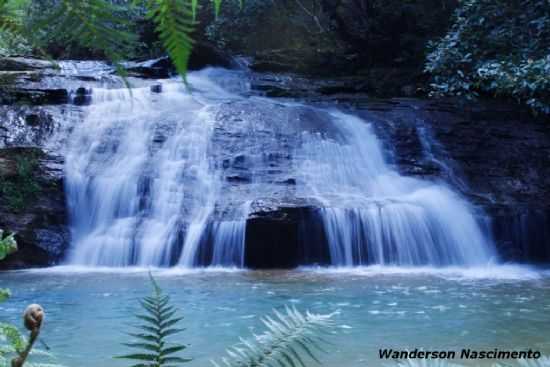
212,307,335,367
118,274,191,367
146,0,195,80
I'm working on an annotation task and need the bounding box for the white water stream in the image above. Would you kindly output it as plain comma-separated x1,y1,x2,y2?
64,69,495,267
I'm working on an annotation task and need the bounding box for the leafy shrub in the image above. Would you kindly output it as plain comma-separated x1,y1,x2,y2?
425,0,550,115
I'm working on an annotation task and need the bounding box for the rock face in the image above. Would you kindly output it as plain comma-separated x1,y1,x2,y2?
1,56,550,268
200,0,457,96
0,57,96,269
240,74,550,266
0,148,69,269
353,99,550,262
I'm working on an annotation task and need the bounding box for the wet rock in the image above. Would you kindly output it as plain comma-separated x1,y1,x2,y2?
1,88,69,105
226,174,251,183
0,57,52,71
125,44,235,78
150,84,162,93
352,98,550,262
0,148,69,269
72,87,92,105
0,107,57,147
188,43,235,70
490,209,550,263
203,0,455,94
125,57,174,79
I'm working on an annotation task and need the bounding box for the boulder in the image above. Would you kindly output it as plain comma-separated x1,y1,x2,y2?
72,87,93,105
0,106,57,147
0,88,69,105
124,43,235,79
0,57,53,71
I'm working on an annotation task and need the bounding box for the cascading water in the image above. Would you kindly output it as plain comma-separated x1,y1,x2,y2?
64,67,495,268
295,112,493,266
65,73,244,267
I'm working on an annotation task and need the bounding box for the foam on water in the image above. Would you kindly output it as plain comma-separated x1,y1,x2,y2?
14,264,546,282
18,265,245,275
299,264,544,281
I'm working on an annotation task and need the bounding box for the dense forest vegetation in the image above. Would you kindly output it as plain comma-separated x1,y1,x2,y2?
0,0,549,114
426,0,550,115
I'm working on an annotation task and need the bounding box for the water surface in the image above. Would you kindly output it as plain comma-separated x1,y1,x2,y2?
2,265,550,367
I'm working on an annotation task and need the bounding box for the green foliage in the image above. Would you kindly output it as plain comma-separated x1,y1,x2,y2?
0,154,41,212
142,0,195,81
0,231,63,367
118,274,191,367
0,228,16,303
0,0,32,55
0,0,29,34
0,330,64,367
2,0,231,78
212,307,335,367
0,324,25,354
0,229,17,261
425,0,550,115
0,289,9,304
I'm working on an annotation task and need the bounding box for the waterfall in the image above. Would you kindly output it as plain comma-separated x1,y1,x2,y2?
65,73,242,266
294,111,494,266
64,68,495,268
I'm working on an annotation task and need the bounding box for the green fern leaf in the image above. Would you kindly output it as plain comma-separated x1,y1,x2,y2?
145,0,195,81
191,0,198,20
212,307,335,367
212,0,222,17
118,274,191,366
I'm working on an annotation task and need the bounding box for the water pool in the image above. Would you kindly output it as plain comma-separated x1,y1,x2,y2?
1,265,550,367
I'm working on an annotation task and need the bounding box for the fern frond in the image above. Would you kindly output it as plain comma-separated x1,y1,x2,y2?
118,273,191,367
212,306,335,367
145,0,196,81
0,324,25,354
191,0,198,20
212,0,222,17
